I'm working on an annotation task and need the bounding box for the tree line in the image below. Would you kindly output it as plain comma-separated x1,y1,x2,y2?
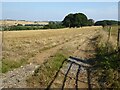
62,13,119,28
46,13,119,29
94,20,119,27
2,13,120,31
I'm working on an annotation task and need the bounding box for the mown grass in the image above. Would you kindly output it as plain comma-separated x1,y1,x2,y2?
26,53,67,88
2,26,101,73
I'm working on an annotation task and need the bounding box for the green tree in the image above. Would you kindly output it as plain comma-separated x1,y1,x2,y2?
62,13,88,28
62,14,74,28
95,20,118,27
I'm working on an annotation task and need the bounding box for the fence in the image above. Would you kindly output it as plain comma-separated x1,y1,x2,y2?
104,26,120,62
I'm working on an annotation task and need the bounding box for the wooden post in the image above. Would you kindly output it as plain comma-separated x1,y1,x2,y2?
107,26,111,53
117,28,120,50
117,28,120,62
108,26,111,41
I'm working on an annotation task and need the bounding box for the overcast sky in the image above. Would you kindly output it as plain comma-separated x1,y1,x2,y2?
1,2,119,21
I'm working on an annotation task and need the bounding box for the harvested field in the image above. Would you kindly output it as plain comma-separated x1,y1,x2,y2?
2,26,101,70
2,26,103,88
0,20,48,26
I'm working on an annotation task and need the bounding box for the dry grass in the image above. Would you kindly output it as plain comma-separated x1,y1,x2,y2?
0,20,48,26
104,25,119,36
103,25,119,48
2,26,102,72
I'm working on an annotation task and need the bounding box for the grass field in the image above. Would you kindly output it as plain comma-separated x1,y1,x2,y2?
0,20,48,26
2,26,119,88
2,26,101,73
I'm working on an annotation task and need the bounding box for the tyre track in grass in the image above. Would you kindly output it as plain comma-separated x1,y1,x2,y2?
1,28,100,88
47,30,100,88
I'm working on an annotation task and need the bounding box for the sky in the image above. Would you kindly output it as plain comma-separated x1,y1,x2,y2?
1,2,119,21
1,0,120,2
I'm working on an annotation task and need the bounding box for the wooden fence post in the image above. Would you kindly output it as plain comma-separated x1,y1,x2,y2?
107,26,111,53
117,28,120,62
117,28,120,50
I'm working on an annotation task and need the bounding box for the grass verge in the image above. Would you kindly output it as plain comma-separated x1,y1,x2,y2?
103,25,118,36
2,58,28,73
26,53,67,88
94,42,120,88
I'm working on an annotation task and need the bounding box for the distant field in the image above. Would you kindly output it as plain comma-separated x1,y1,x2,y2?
2,26,101,73
0,20,49,26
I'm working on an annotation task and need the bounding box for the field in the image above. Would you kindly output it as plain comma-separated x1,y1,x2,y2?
0,20,48,26
2,26,101,72
2,26,120,88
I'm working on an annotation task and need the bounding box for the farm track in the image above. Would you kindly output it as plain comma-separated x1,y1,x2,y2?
47,31,99,88
1,27,102,88
47,29,118,89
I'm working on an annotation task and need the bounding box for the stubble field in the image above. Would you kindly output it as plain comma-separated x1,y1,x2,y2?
3,26,119,88
2,26,101,73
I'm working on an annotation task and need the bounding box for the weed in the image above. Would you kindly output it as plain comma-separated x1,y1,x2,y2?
94,42,120,88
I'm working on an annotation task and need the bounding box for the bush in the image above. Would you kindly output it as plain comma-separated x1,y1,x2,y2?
43,21,65,29
3,26,43,31
95,43,120,88
17,24,23,26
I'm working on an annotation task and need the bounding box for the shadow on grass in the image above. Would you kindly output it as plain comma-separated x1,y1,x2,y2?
46,56,93,90
45,34,100,89
46,59,67,90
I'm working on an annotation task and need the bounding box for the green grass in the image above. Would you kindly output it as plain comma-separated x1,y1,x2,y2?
26,53,67,87
2,58,27,73
96,44,119,69
93,26,120,88
95,43,120,88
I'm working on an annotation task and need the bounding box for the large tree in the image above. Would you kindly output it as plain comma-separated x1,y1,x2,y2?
62,13,88,28
62,14,74,27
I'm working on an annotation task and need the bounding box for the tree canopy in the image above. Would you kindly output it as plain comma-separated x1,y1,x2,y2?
94,20,119,27
62,13,89,28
